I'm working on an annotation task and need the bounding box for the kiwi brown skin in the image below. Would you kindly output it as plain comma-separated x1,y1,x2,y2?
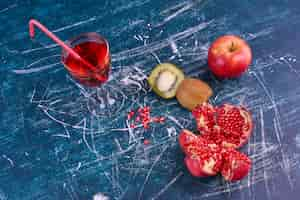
148,63,185,99
176,78,213,110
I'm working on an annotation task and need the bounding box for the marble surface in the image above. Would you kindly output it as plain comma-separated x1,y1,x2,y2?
1,0,300,199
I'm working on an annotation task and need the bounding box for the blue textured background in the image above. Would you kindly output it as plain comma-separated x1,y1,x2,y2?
1,0,300,199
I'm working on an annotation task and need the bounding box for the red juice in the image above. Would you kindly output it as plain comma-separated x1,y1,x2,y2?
62,33,110,87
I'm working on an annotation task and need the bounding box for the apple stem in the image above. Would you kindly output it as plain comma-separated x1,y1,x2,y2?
229,41,236,52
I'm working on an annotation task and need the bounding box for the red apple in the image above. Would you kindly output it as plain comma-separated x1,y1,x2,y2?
208,35,252,78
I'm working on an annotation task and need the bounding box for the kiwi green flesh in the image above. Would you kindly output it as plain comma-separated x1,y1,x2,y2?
156,71,177,92
148,63,184,99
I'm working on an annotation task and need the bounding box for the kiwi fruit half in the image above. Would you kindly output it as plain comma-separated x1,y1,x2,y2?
148,63,185,99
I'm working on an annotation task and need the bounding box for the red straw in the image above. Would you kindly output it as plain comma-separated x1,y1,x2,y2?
29,19,98,72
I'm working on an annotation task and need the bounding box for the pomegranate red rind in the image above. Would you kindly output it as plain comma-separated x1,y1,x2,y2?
221,148,251,181
185,156,210,177
193,103,253,148
179,130,223,176
184,147,223,177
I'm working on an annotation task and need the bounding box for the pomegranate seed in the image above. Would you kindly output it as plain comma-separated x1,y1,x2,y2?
180,130,223,177
159,117,165,123
135,116,141,122
143,139,150,145
143,123,149,129
125,106,165,130
193,103,253,149
152,117,160,122
127,110,135,120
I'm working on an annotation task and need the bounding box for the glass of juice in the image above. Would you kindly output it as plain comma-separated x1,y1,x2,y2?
62,32,110,87
29,19,119,117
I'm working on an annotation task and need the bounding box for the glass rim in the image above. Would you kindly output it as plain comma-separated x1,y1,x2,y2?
62,32,110,62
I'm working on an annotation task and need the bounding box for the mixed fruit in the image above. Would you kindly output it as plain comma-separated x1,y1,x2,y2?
147,35,253,182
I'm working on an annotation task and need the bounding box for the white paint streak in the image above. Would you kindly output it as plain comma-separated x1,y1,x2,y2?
0,4,17,14
166,127,177,138
93,193,110,200
166,116,184,129
126,120,138,144
138,145,168,200
21,43,59,54
52,17,97,33
273,118,294,189
280,56,300,79
151,171,183,200
2,155,14,167
260,107,272,199
12,62,61,74
150,52,161,64
169,40,181,57
30,88,36,103
295,134,300,148
112,20,213,62
156,1,194,27
82,118,97,153
114,138,123,151
245,27,273,41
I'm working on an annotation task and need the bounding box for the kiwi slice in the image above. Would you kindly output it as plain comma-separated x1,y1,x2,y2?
148,63,185,99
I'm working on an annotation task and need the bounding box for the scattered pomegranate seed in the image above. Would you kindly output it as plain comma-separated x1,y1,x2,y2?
158,117,165,123
127,106,165,130
135,116,141,122
143,139,150,145
152,117,160,122
144,106,150,112
127,110,135,120
143,124,149,129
